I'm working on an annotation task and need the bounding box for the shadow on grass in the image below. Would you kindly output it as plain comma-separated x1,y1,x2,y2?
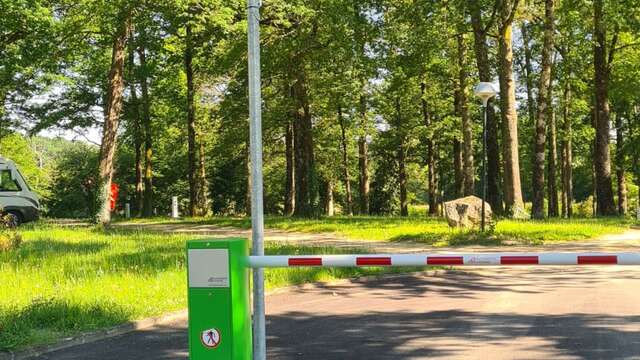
7,239,109,258
387,231,541,247
0,298,131,351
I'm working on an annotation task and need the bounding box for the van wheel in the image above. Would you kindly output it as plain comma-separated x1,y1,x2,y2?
5,211,21,228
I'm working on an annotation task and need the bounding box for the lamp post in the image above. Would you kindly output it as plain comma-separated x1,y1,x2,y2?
473,82,497,232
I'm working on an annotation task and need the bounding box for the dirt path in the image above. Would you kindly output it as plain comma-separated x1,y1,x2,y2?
114,221,640,253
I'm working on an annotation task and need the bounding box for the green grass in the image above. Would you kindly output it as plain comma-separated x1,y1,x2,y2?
0,224,419,351
120,216,635,246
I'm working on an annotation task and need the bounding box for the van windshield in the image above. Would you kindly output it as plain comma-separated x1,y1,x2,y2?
0,169,21,192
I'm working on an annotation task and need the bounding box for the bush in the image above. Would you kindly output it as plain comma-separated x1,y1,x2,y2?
0,209,22,251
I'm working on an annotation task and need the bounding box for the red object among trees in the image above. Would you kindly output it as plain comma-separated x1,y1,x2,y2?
110,183,119,211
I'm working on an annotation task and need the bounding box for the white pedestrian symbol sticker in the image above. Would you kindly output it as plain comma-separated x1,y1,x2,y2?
201,328,221,348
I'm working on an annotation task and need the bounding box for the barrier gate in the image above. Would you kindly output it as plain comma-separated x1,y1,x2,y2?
186,238,640,359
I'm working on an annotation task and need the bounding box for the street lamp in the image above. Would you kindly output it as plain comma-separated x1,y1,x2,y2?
474,82,497,232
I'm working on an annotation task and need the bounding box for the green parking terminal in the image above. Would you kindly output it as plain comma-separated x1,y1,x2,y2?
187,239,252,359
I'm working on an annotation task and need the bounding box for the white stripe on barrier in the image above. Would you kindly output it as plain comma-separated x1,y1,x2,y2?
247,253,640,268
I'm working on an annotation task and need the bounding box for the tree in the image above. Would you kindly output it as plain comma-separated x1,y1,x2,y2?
592,0,616,215
497,0,526,218
97,10,131,224
469,0,504,214
531,0,555,219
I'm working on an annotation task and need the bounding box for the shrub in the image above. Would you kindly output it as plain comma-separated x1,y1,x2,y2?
0,209,21,251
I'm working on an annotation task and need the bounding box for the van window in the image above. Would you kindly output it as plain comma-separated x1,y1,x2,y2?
0,170,21,192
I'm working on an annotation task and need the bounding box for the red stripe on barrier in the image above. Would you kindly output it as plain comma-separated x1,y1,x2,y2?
288,258,323,266
356,257,392,266
501,256,539,265
577,255,617,265
427,256,464,265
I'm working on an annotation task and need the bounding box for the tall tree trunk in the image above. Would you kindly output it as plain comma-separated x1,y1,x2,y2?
456,34,474,196
521,22,536,128
97,15,130,224
138,43,153,217
616,113,627,215
562,80,573,218
357,85,370,215
398,140,408,217
498,4,525,218
338,105,353,215
593,0,616,216
284,117,295,215
532,0,555,218
127,26,143,217
291,62,318,217
325,179,334,216
548,109,559,217
396,97,408,217
197,138,209,214
470,3,503,214
453,138,463,198
185,24,199,217
421,82,438,216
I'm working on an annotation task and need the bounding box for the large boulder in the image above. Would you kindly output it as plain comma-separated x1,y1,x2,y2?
444,196,492,229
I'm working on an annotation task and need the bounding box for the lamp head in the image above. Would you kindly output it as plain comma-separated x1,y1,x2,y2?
474,82,497,106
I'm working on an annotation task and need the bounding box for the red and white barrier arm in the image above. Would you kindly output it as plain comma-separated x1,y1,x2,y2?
247,253,640,268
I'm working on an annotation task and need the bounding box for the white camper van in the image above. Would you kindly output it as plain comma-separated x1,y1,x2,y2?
0,157,40,225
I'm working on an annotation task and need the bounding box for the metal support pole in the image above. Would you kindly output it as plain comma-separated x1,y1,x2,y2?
481,105,487,232
247,0,266,359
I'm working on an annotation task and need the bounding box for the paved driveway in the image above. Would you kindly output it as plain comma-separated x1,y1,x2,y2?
40,266,640,359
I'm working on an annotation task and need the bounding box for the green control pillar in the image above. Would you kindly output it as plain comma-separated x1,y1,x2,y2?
187,239,252,359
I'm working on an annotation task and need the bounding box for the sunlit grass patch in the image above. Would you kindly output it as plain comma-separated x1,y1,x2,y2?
130,215,634,246
0,224,418,351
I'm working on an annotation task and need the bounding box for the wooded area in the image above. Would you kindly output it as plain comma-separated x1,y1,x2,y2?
2,0,640,221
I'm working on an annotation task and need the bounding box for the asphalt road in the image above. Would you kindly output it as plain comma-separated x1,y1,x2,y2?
39,267,640,360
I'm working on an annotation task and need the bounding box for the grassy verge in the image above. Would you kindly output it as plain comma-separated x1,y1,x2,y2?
119,216,635,246
0,224,418,351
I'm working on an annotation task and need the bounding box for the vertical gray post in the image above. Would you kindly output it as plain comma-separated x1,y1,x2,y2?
171,196,179,218
247,0,266,359
125,203,131,219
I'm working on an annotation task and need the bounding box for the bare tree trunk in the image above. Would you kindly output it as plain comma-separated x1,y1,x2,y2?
616,113,627,215
470,3,503,214
548,109,559,217
97,15,130,224
498,3,525,218
562,80,573,218
185,24,199,217
593,0,616,216
396,97,408,217
453,138,463,198
197,138,209,214
399,140,408,217
521,22,536,128
138,42,153,217
456,34,474,196
291,62,318,217
338,105,353,215
358,86,370,215
532,0,554,218
325,179,334,216
127,26,143,217
284,117,295,215
421,82,438,216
